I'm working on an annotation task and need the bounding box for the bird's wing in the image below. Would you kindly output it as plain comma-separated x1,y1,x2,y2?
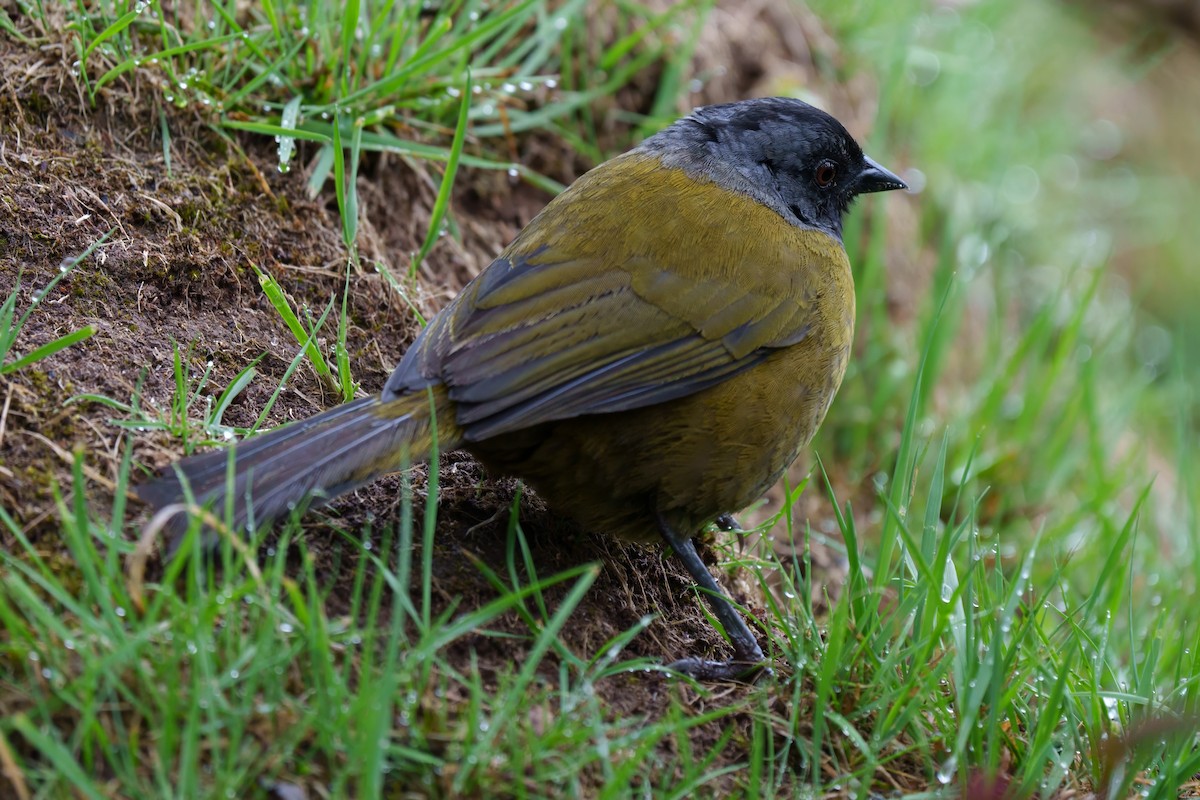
385,153,845,441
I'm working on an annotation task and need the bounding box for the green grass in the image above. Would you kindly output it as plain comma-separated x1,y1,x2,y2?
0,232,107,375
4,0,1200,797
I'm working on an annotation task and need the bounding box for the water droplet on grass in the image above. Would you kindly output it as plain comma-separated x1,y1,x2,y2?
936,756,957,784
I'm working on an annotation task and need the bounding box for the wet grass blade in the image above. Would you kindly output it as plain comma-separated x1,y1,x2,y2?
410,70,471,279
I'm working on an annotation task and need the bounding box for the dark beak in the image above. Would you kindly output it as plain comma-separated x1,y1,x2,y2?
857,155,907,194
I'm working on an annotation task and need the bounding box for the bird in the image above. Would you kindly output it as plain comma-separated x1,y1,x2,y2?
140,96,906,681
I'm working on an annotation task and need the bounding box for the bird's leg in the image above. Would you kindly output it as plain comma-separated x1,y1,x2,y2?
657,512,768,682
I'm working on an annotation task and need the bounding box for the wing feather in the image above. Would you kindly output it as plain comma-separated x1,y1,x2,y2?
383,152,833,441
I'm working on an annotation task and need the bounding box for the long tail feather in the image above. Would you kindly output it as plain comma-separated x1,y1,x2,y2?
139,387,460,547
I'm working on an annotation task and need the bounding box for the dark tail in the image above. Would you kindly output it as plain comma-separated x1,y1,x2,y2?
139,385,461,546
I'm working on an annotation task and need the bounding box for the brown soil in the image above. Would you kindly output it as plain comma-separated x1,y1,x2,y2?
0,7,900,796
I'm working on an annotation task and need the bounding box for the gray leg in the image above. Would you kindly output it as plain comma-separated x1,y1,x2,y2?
657,513,768,681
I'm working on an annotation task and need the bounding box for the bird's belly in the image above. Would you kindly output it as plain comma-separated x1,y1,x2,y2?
652,337,851,515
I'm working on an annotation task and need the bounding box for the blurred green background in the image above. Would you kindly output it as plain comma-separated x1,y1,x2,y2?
801,0,1200,555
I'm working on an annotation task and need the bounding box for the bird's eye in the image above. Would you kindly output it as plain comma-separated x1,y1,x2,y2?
814,160,837,188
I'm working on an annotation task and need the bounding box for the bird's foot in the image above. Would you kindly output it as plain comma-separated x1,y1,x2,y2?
714,512,743,532
665,656,772,683
714,512,753,554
